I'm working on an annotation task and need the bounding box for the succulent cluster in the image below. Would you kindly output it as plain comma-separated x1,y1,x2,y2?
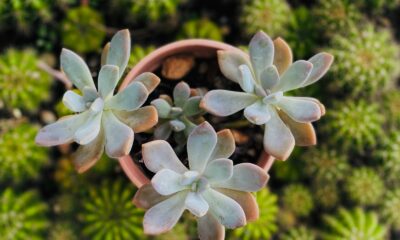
381,188,400,230
376,132,400,184
282,184,314,217
280,226,316,240
178,18,223,41
131,0,183,22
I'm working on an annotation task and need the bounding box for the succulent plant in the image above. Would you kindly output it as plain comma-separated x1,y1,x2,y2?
0,48,52,111
277,208,297,230
133,122,269,239
321,100,384,153
178,18,223,41
36,29,160,173
0,122,49,183
48,222,78,240
383,90,400,130
201,31,332,160
321,208,387,240
282,184,314,217
325,24,399,96
312,0,362,38
280,226,316,240
0,188,49,240
240,0,292,38
344,167,384,206
313,180,339,209
131,0,182,22
381,188,400,230
79,179,145,239
376,132,400,185
232,188,279,240
152,81,204,142
302,146,349,181
61,6,106,53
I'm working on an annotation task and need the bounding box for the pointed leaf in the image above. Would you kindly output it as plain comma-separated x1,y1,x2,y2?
197,213,225,240
185,192,209,217
133,183,169,209
98,65,119,99
217,50,252,83
134,72,160,93
201,90,257,116
278,110,317,146
273,60,313,92
106,82,148,111
209,129,236,160
113,106,158,133
249,31,274,78
273,37,293,74
302,52,334,87
276,96,322,123
154,122,173,140
260,65,279,91
152,169,188,196
173,81,191,108
101,42,110,66
62,90,86,112
73,130,105,173
203,158,233,183
244,100,271,125
238,65,255,93
216,188,259,222
106,29,130,77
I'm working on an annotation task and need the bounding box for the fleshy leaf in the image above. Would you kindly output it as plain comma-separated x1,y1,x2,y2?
173,81,191,108
216,188,259,222
238,65,255,93
209,129,236,160
133,184,169,209
185,192,209,217
183,96,203,117
169,120,186,132
203,158,233,183
244,100,271,125
154,122,173,140
61,48,95,91
249,31,274,78
106,29,130,78
278,110,317,146
74,112,102,145
302,52,334,87
276,96,322,123
134,72,161,93
273,37,293,75
62,90,86,112
98,65,119,99
201,90,257,116
260,65,279,91
151,169,188,196
113,106,158,133
106,82,148,111
272,60,313,92
217,50,252,83
100,42,110,66
197,213,225,240
151,98,171,118
73,130,105,173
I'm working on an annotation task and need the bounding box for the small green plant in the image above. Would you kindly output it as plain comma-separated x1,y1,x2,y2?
36,30,160,173
313,181,339,209
381,188,400,230
344,167,384,206
79,179,145,239
383,90,400,130
133,122,268,238
232,188,279,240
0,122,49,183
61,6,106,53
0,49,52,111
0,188,49,240
280,226,316,240
321,208,387,240
48,222,78,240
282,184,314,217
131,0,183,22
240,0,292,38
322,100,384,153
201,31,332,160
376,132,400,185
178,18,223,41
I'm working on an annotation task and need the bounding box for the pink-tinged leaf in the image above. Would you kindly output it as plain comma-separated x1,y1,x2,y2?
273,60,313,92
106,29,130,78
216,188,259,222
217,50,252,83
151,169,188,196
102,111,134,158
275,96,322,123
278,110,317,146
263,107,295,160
202,188,246,229
244,100,271,125
212,163,269,192
197,213,225,240
98,64,119,99
134,72,161,93
185,192,209,217
142,140,187,174
298,97,326,116
273,37,293,75
200,90,257,117
203,158,233,183
302,52,334,87
106,81,148,111
73,130,105,173
133,183,169,209
249,31,274,78
143,191,187,235
209,129,236,160
100,42,110,66
113,106,158,133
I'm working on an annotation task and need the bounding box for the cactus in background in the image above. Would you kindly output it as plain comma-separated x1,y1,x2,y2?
325,24,399,96
282,184,314,217
0,49,52,111
48,222,78,240
0,188,49,240
383,90,400,130
131,0,182,22
280,226,316,240
178,18,223,41
302,146,349,181
0,122,48,183
321,208,387,240
61,6,106,53
232,188,279,240
376,132,400,185
381,188,400,230
312,0,362,38
344,167,384,206
353,0,400,15
313,181,339,209
240,0,292,38
79,179,145,239
321,100,384,153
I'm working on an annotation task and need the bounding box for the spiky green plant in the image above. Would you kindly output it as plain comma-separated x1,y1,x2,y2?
0,188,49,240
240,0,292,38
322,100,384,153
61,6,106,53
0,49,52,111
278,209,297,230
312,0,362,38
0,122,48,183
344,167,384,206
178,18,223,41
282,184,314,217
321,208,387,240
325,24,399,96
79,179,145,239
302,146,349,181
131,0,182,22
376,132,400,185
232,188,279,240
313,181,339,209
381,188,400,230
353,0,400,14
47,222,78,240
383,90,400,130
280,226,316,240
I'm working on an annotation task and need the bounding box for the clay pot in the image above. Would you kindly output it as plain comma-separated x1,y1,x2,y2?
118,39,275,188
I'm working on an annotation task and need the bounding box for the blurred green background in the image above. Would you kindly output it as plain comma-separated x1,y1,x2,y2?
0,0,400,239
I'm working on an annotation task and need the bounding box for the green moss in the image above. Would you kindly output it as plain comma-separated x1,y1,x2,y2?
302,146,349,181
325,24,399,96
79,179,145,239
48,222,78,240
0,49,52,111
344,167,384,206
313,181,339,209
375,132,400,185
0,188,49,240
240,0,292,38
280,226,316,240
232,188,279,240
0,122,49,183
61,6,106,53
178,18,223,41
381,188,400,230
321,100,384,153
321,208,387,240
282,184,314,217
131,0,182,22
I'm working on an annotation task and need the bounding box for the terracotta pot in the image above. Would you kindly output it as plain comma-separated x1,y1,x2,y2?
118,39,275,188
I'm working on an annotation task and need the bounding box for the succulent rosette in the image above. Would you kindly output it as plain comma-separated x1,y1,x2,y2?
133,122,269,239
201,31,333,160
35,30,160,173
